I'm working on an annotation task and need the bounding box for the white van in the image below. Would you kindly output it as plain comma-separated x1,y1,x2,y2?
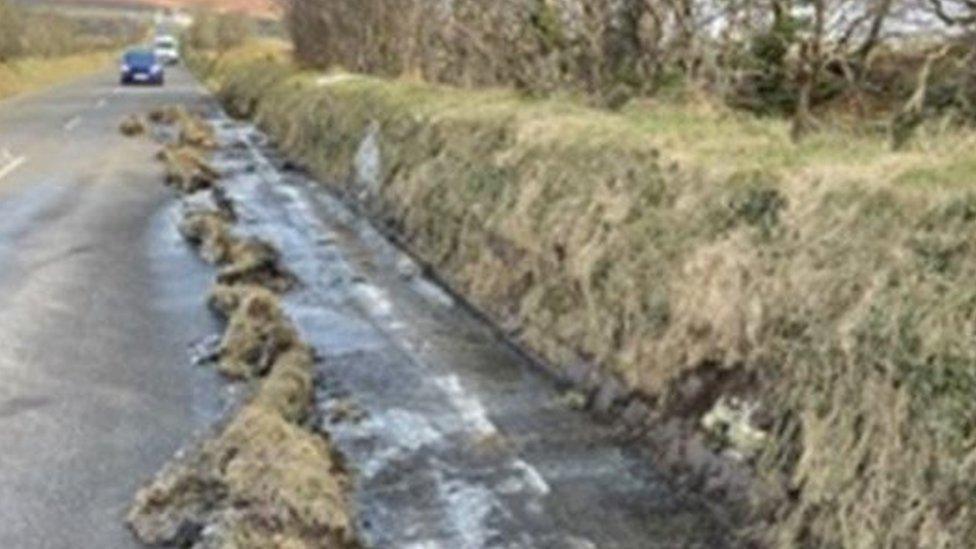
154,35,180,66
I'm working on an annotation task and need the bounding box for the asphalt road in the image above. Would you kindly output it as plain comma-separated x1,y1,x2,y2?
0,66,222,548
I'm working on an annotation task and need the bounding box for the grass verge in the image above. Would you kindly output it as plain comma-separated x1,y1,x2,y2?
193,44,976,548
0,51,116,101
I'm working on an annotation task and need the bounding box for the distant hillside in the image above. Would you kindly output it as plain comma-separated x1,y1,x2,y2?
27,0,278,17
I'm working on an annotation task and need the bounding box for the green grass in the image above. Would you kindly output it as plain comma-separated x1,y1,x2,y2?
322,72,976,194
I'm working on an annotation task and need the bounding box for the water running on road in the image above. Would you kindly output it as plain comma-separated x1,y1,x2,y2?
206,115,730,548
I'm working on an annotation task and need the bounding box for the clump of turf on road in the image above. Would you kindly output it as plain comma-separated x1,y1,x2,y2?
127,108,354,548
217,239,296,293
214,284,300,380
148,105,181,125
118,114,146,137
161,145,221,193
149,104,219,150
179,210,235,264
150,106,223,192
128,400,352,548
179,209,296,292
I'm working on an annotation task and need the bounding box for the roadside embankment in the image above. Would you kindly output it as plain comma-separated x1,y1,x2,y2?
192,46,976,547
0,51,117,102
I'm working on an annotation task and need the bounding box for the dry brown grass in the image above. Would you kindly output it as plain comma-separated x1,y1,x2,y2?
217,239,295,293
131,267,349,547
160,145,220,193
0,52,121,103
152,106,222,192
119,115,147,137
128,402,351,548
216,285,299,380
130,103,352,548
179,211,234,264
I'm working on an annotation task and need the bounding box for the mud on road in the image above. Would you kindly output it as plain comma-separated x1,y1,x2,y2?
121,102,735,548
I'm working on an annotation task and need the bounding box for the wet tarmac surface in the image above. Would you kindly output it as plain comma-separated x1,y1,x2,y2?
0,67,225,548
209,118,732,548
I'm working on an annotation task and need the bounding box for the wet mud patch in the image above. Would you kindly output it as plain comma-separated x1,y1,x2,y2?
126,109,355,548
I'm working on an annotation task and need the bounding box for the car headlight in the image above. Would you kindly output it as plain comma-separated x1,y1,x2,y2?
120,64,130,72
151,64,162,73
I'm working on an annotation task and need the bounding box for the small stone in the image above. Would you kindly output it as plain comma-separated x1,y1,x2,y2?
396,255,420,279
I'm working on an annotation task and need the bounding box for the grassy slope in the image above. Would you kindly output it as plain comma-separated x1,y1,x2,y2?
0,51,116,101
196,44,976,548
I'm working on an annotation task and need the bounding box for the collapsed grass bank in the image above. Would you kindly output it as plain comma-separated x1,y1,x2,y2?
194,46,976,547
0,51,117,101
124,107,353,548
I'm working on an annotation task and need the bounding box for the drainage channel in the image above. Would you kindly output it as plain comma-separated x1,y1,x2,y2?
207,116,731,549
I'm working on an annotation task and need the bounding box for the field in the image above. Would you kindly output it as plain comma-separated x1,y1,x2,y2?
0,51,116,101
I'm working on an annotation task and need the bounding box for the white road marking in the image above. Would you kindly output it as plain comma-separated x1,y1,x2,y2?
0,153,27,182
63,116,82,132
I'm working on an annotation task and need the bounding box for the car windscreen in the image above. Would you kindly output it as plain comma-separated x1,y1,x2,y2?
124,51,156,66
155,38,176,49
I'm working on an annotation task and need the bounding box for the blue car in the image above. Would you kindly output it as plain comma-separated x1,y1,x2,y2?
120,49,164,86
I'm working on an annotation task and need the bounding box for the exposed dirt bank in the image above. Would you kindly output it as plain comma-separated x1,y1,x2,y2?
126,109,354,548
189,46,976,547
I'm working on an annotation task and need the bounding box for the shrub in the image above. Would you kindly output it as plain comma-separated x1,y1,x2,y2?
0,0,24,62
187,11,254,53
